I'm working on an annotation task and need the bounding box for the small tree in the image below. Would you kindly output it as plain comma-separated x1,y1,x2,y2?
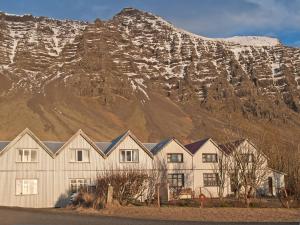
227,139,269,206
212,149,229,200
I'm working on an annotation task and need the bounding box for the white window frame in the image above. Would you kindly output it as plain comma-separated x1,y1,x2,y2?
202,153,218,163
16,179,38,196
70,149,90,163
203,173,219,187
120,149,139,163
167,173,185,188
70,178,90,193
16,149,38,163
167,153,184,163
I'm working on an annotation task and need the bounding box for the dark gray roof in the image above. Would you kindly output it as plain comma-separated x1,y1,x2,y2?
219,139,245,155
143,143,158,152
0,141,10,151
100,131,130,154
185,138,210,154
95,142,112,153
43,141,65,154
149,139,172,155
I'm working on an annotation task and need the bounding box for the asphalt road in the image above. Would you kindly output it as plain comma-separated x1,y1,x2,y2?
0,207,298,225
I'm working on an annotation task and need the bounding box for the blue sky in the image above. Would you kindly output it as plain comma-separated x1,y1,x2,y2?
1,0,300,47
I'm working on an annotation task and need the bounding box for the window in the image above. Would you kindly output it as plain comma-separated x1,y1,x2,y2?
70,179,89,193
17,149,38,162
16,179,38,195
70,149,89,162
203,173,219,187
167,153,183,163
202,153,218,163
120,149,139,162
240,153,254,163
168,173,184,188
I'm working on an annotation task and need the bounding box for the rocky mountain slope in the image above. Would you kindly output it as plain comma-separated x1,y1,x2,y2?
0,8,299,160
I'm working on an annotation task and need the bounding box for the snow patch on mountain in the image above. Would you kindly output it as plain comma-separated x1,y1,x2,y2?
219,36,280,47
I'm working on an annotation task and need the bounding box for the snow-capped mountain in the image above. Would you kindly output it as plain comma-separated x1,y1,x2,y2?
0,8,299,152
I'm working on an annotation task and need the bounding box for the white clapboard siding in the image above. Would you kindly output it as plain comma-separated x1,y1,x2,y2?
54,133,105,207
192,139,231,197
153,139,194,188
0,133,54,208
0,129,285,207
105,135,153,171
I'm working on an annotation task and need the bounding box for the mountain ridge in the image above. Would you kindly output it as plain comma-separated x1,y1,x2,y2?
0,7,299,157
1,8,282,47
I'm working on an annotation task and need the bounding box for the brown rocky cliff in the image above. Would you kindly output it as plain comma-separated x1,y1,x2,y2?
0,8,299,157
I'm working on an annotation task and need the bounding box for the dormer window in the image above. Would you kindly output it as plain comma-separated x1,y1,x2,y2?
70,149,89,162
17,149,37,162
167,153,183,163
120,149,139,163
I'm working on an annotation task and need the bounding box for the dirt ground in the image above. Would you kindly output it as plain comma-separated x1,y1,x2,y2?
57,206,300,222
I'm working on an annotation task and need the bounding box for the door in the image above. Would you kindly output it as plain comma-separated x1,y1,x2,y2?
268,177,273,196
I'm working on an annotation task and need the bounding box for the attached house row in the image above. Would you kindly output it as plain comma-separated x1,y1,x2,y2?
0,128,285,208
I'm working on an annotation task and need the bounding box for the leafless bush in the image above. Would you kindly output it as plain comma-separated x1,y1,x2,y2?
95,170,157,205
72,187,105,209
144,169,160,205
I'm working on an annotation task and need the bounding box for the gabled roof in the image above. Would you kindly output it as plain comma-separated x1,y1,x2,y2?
54,129,106,158
105,130,153,158
143,143,158,152
218,139,246,155
219,138,270,160
94,142,112,154
185,138,210,154
0,128,54,158
149,138,193,156
150,139,172,155
43,141,65,154
268,167,287,175
0,141,10,151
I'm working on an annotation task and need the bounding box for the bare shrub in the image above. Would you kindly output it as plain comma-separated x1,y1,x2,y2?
72,187,105,209
95,170,155,205
144,169,160,205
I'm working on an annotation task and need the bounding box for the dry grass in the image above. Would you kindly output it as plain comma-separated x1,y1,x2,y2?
57,206,300,222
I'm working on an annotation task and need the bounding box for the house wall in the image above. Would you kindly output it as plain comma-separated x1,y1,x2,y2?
192,140,230,198
105,135,153,171
0,133,55,208
153,140,194,195
259,170,285,196
0,131,286,208
54,134,105,207
227,140,274,196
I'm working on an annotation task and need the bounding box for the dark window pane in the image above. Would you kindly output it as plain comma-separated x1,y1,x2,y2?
167,153,183,163
203,173,219,186
202,154,218,162
126,151,132,161
168,173,184,188
77,151,83,161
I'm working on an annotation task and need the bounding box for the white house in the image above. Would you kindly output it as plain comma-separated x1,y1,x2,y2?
219,139,285,197
0,129,55,208
0,128,285,208
185,138,231,198
146,138,194,200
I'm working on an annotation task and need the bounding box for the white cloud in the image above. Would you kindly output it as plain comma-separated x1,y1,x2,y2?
163,0,300,39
